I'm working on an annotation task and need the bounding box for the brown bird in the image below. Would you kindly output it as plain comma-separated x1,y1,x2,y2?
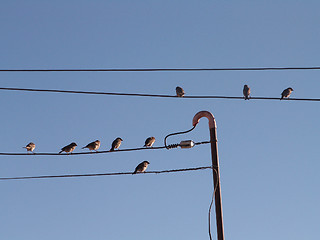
281,87,294,100
59,142,77,154
176,86,185,97
23,142,35,153
144,137,155,147
133,161,150,174
110,137,123,151
243,85,251,100
82,140,100,151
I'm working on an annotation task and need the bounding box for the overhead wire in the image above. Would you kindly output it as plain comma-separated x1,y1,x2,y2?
0,87,319,102
1,66,320,72
162,124,218,240
208,167,219,240
164,125,196,149
0,141,210,156
0,166,212,181
4,65,315,239
2,65,280,238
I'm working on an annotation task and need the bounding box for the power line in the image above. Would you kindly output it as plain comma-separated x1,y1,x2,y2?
1,66,320,72
209,168,219,240
0,141,210,156
1,87,320,102
0,166,213,181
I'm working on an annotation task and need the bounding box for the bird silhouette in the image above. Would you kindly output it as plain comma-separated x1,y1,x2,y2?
144,137,155,147
243,85,251,100
133,161,150,174
110,137,123,151
23,142,35,153
281,87,294,100
82,140,100,151
59,142,77,154
176,86,185,97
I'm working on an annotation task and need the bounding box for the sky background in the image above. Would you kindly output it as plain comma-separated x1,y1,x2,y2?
1,1,320,239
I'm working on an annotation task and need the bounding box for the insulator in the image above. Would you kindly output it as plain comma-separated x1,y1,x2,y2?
179,140,195,149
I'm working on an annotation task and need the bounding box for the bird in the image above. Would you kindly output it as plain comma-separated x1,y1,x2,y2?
243,85,251,100
59,142,77,154
144,137,155,147
23,142,35,153
110,137,123,151
82,140,100,151
176,86,185,97
133,161,150,174
281,87,294,100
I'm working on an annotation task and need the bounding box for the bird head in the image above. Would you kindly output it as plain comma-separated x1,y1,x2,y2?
71,142,77,146
288,87,294,91
144,161,150,165
117,137,123,141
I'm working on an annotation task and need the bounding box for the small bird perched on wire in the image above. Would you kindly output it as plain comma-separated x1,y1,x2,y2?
144,137,155,147
133,161,150,174
176,86,185,97
243,85,251,100
59,142,77,154
23,142,35,153
110,137,123,151
82,140,100,151
281,87,294,100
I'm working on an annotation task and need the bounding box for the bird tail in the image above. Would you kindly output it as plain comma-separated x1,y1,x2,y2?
59,150,63,154
110,148,114,152
132,170,137,175
81,147,86,149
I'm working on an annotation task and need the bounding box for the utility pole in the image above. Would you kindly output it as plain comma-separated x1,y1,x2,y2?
192,111,224,240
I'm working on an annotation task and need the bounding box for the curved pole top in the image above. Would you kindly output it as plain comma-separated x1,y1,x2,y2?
192,111,217,129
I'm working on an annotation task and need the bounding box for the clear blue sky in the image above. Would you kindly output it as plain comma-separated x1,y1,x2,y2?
1,1,320,239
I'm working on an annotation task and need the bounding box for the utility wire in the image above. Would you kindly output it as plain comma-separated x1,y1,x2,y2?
1,87,320,102
1,66,320,72
165,126,196,149
0,141,210,156
208,167,219,240
0,166,212,181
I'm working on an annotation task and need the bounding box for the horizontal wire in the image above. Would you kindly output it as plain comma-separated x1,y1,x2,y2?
0,141,210,156
0,87,319,102
0,166,213,181
1,66,320,72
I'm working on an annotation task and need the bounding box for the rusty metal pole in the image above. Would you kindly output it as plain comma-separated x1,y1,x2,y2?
193,111,224,240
